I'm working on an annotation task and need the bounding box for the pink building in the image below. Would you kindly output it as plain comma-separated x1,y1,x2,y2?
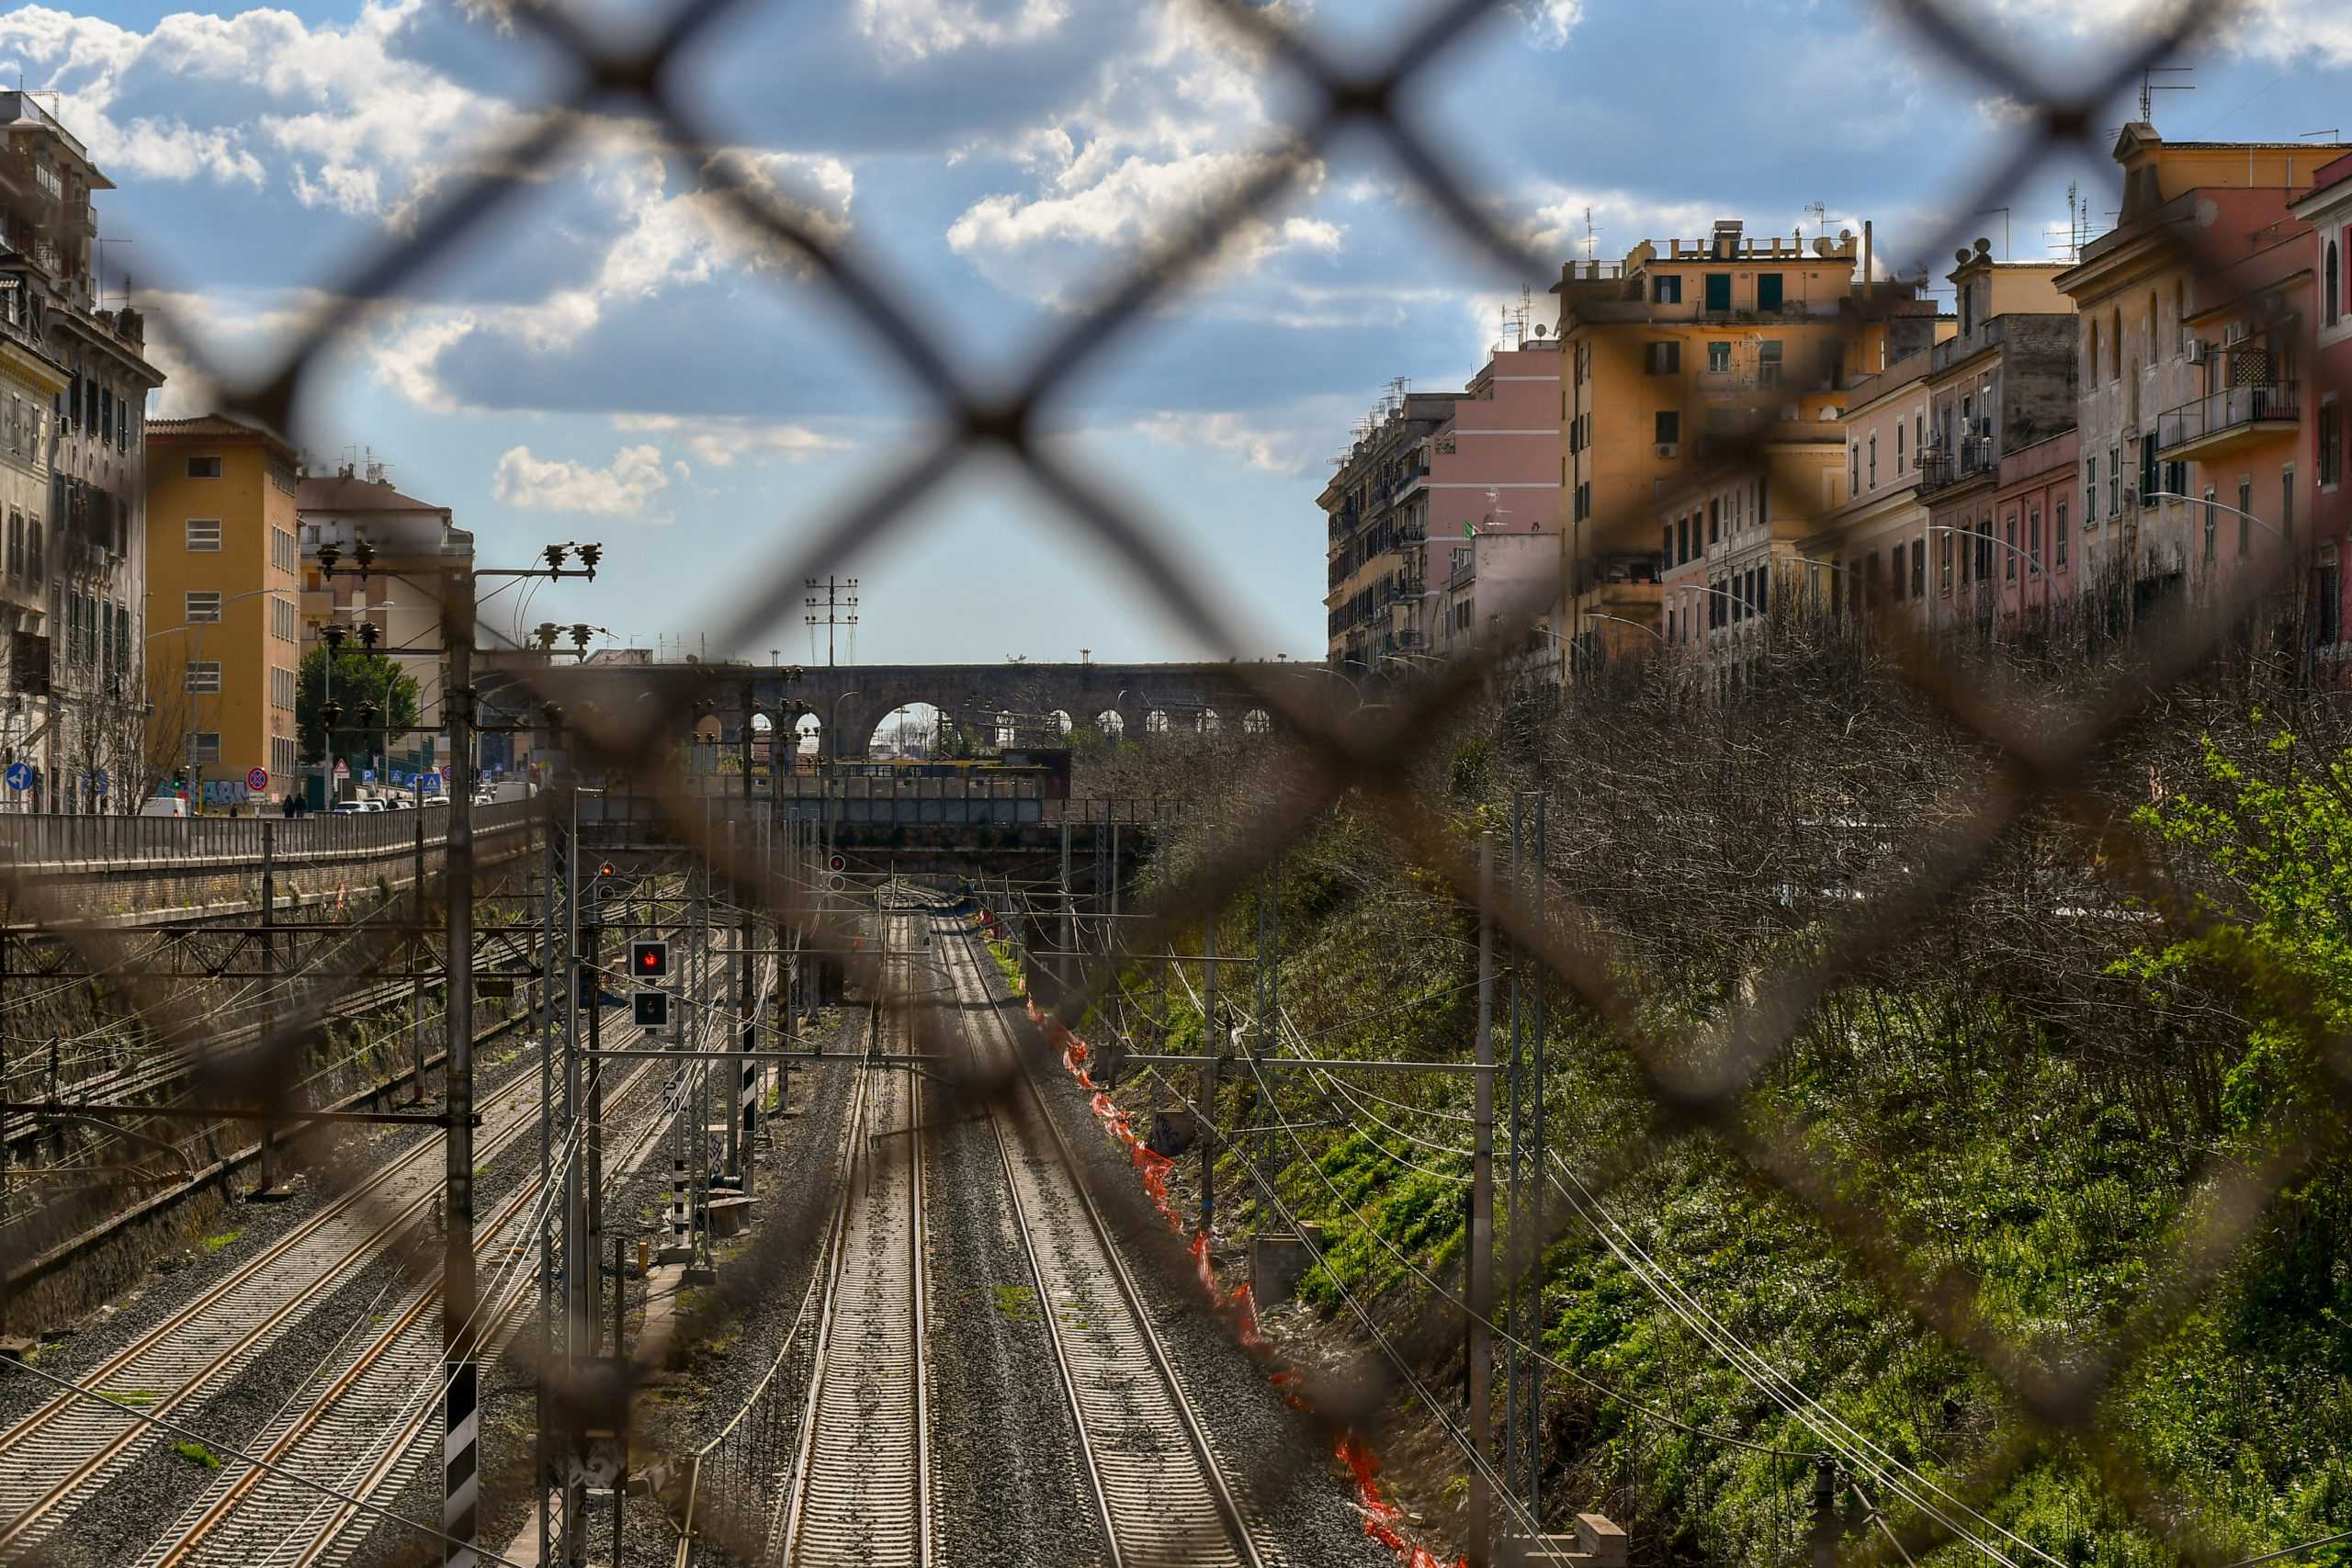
1988,429,2081,628
2292,150,2352,670
1411,338,1565,670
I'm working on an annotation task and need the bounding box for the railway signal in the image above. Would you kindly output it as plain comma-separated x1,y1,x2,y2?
630,939,670,978
632,991,669,1029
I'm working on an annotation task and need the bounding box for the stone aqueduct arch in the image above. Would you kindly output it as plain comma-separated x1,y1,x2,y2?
753,662,1304,759
531,660,1317,762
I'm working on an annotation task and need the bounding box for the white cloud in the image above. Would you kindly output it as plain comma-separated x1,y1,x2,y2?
856,0,1070,63
614,413,852,468
1135,410,1310,475
1959,0,2350,66
1515,0,1585,49
0,0,504,217
492,443,673,519
944,4,1347,302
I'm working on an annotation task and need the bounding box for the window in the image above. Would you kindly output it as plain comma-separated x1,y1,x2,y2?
2238,478,2253,558
1939,529,1953,594
2202,488,2217,564
187,733,221,766
2108,448,2120,515
2005,514,2018,580
2109,308,2122,381
2029,506,2042,573
186,518,222,551
1656,410,1680,445
2086,457,2098,521
1895,423,1905,472
1850,444,1860,495
2282,467,2295,541
1977,519,1994,582
271,526,299,573
185,660,221,694
1914,414,1924,468
271,596,297,642
2139,434,2158,508
1652,274,1682,305
1756,566,1769,616
1960,522,1972,586
187,455,221,479
1676,517,1690,564
272,735,297,779
1891,544,1905,603
1907,538,1923,599
1757,273,1783,312
1960,278,1974,337
271,665,298,711
1645,342,1681,376
1867,434,1877,488
2324,396,2343,487
4,511,17,580
2329,239,2342,330
1707,498,1719,545
187,591,222,624
27,515,40,588
1707,342,1731,372
1757,340,1783,386
1703,273,1731,310
2055,501,2069,568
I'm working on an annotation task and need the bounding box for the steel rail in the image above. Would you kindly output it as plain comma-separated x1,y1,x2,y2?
777,914,929,1568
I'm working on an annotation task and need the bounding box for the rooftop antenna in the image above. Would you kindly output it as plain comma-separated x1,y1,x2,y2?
2139,65,2192,125
1803,200,1827,240
1583,205,1598,261
2302,129,2343,145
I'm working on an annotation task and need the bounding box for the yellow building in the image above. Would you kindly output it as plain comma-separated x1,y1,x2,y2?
1552,220,1939,673
143,415,301,809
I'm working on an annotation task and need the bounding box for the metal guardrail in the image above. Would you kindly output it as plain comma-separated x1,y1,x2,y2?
0,798,537,868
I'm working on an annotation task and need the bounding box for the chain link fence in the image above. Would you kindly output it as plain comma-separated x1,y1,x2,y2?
2,0,2348,1563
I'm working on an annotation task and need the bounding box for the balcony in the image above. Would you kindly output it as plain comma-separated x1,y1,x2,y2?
1915,435,1994,498
2156,382,2299,461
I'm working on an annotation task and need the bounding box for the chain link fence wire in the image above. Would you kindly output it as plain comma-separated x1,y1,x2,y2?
4,0,2349,1562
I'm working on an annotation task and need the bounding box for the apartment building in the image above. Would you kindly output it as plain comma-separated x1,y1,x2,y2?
0,92,165,811
1986,430,2083,626
1914,245,2079,630
1320,388,1458,671
0,301,64,808
144,415,302,807
2291,149,2352,668
1552,220,1937,674
298,464,474,792
2056,125,2319,616
1658,423,1846,685
1419,337,1565,672
1804,348,1935,620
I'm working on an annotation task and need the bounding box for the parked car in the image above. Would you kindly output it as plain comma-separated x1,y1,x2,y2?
139,795,191,819
388,795,413,810
330,800,368,815
422,794,452,807
472,792,495,807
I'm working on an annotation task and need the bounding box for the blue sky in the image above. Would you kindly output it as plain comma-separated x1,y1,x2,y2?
12,0,2350,662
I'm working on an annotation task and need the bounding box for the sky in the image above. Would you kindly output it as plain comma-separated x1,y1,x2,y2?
10,0,2351,665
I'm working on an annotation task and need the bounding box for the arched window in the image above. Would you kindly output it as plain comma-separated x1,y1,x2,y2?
2109,308,2122,381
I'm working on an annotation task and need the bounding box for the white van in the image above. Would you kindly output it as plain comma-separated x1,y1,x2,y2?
139,795,192,819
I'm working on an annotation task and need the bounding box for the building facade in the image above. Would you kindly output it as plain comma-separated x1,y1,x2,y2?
0,92,165,812
145,416,302,809
1418,337,1565,672
298,466,473,795
1914,246,2079,633
1320,389,1459,671
2291,149,2352,671
0,306,65,808
2056,126,2322,622
1552,219,1937,674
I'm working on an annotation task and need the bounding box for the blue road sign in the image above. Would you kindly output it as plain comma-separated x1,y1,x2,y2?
3,762,30,791
90,769,107,797
422,772,443,794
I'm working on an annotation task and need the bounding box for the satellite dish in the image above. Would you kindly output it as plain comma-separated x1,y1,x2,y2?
1532,322,1547,337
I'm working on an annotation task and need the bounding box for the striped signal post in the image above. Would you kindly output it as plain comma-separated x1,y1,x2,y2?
441,599,479,1566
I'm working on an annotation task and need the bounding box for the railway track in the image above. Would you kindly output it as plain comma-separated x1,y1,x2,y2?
778,912,931,1568
0,930,709,1564
936,903,1267,1568
125,952,755,1568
